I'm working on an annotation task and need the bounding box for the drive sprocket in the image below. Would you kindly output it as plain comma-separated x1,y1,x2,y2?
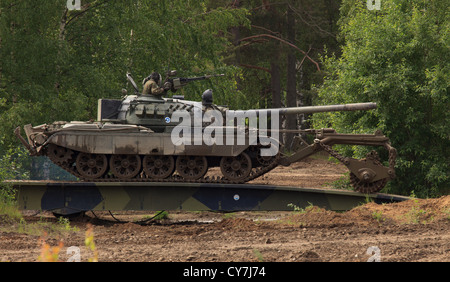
46,144,74,166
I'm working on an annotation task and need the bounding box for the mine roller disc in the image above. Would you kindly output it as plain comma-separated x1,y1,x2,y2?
76,152,108,179
143,155,175,179
220,152,252,182
176,156,208,180
350,172,388,194
109,154,142,179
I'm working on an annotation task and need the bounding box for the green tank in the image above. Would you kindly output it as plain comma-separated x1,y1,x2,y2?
14,71,396,193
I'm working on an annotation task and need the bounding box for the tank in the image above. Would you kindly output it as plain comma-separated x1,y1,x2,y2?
14,71,396,193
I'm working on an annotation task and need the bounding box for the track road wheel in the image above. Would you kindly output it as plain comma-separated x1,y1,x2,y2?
76,153,108,179
350,172,387,194
176,156,208,180
109,154,142,179
143,155,175,179
220,152,252,182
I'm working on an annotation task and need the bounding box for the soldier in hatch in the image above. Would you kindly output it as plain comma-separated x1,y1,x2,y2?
142,72,171,97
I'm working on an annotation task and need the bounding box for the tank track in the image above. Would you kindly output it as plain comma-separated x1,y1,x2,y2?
47,149,280,184
45,139,396,192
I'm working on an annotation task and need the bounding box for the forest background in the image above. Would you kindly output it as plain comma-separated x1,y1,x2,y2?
0,0,448,198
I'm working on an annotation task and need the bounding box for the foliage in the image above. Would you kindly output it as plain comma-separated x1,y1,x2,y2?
1,0,447,199
85,224,98,262
0,140,30,208
313,0,449,197
327,172,352,190
0,0,249,151
0,0,250,180
38,239,64,262
224,0,341,110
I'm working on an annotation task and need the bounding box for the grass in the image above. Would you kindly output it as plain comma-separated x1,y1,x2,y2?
38,223,98,262
287,202,317,213
444,208,450,220
0,196,79,236
0,200,83,261
403,198,429,224
326,172,353,190
0,202,22,223
0,183,22,222
222,212,236,219
252,249,264,262
371,210,385,225
3,215,80,237
0,198,97,262
140,210,169,221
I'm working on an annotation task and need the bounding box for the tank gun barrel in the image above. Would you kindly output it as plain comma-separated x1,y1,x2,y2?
251,102,377,115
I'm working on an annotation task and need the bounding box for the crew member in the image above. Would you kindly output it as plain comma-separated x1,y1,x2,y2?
142,72,171,96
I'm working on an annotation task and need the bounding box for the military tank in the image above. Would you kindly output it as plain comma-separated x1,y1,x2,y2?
15,71,396,193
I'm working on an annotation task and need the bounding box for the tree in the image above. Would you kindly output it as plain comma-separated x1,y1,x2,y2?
223,0,341,147
0,0,249,179
314,0,449,197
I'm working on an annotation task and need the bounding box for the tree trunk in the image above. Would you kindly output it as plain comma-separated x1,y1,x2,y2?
270,58,282,137
270,60,281,109
286,6,297,150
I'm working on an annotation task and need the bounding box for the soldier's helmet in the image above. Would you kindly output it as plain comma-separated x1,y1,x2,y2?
150,72,161,83
143,72,162,86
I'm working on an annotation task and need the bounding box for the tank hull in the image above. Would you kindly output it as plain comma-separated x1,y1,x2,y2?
16,121,278,183
47,128,248,157
20,122,253,157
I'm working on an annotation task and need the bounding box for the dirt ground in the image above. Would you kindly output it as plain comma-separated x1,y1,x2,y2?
0,157,449,263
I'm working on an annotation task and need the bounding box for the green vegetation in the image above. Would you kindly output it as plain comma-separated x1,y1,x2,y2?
313,0,449,198
371,210,385,224
0,0,448,217
287,202,317,213
252,248,264,262
0,213,79,236
327,172,352,190
139,210,169,222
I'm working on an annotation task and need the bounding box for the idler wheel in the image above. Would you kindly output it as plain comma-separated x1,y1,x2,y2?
176,156,208,180
143,155,175,179
109,154,142,179
256,154,276,167
76,153,108,179
220,152,252,182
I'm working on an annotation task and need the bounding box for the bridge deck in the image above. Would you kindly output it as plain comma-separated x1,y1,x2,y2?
10,181,410,216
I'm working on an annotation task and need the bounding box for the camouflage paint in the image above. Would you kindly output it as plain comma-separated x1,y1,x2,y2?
11,181,410,216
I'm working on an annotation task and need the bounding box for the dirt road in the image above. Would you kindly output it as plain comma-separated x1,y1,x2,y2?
0,158,448,263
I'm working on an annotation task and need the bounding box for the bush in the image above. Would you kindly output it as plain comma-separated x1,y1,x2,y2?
313,0,449,197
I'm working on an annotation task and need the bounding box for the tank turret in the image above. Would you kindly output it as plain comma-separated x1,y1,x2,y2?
15,72,396,193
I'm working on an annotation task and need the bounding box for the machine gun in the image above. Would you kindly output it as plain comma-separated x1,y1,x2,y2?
126,71,224,95
165,71,225,91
